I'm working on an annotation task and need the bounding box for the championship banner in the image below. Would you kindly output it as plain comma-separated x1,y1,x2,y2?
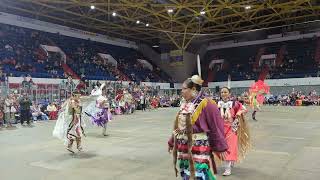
169,49,184,66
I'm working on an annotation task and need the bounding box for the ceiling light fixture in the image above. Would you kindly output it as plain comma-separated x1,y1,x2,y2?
245,5,251,10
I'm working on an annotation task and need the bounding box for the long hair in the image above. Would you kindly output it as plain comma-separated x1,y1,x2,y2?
185,113,195,179
237,113,251,162
172,111,179,177
172,111,195,179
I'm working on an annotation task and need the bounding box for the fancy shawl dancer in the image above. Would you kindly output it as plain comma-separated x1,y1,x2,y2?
249,80,270,121
168,75,228,180
84,83,112,136
53,90,85,154
218,87,251,176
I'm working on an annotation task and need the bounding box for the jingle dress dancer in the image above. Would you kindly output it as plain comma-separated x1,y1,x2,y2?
168,75,228,180
218,87,251,176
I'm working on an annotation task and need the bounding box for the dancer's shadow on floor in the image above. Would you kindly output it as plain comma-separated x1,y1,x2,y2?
68,151,98,159
21,125,35,128
5,126,18,130
85,132,111,139
53,151,98,161
216,167,276,180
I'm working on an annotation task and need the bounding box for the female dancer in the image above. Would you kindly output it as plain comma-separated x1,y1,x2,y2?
84,83,112,136
168,75,228,180
90,86,112,136
218,87,251,176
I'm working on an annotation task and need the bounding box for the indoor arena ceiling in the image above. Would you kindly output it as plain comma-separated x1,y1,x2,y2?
0,0,319,49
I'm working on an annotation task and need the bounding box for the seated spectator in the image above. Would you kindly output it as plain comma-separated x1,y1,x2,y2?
151,97,159,109
15,62,22,71
46,102,58,120
31,102,48,121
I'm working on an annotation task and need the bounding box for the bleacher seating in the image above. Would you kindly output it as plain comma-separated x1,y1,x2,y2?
204,38,320,82
0,23,169,82
48,33,169,82
271,38,317,79
0,24,64,78
204,45,259,81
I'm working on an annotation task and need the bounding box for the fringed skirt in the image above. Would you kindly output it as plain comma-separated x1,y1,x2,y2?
67,114,84,140
224,122,238,161
91,108,112,127
176,133,216,180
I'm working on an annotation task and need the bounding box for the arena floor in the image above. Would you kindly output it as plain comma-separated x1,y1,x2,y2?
1,106,320,180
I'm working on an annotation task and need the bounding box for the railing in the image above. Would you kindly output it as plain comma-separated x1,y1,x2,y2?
1,80,172,103
5,83,72,103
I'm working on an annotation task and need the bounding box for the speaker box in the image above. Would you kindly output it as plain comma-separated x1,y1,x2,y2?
170,83,174,88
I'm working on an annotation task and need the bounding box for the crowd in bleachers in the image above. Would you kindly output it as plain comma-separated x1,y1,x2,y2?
266,38,319,79
0,24,64,78
46,28,169,82
0,23,169,83
205,38,320,82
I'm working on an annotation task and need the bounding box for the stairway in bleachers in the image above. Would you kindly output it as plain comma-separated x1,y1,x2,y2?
276,45,286,67
62,62,80,79
258,65,270,81
205,68,215,85
254,47,266,69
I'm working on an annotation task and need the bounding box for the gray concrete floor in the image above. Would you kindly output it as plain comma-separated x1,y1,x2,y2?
0,106,320,180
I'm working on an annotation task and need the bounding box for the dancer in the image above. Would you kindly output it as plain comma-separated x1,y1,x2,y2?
66,91,85,153
249,80,270,121
53,91,85,154
168,75,228,180
123,90,134,114
218,87,251,176
85,84,112,136
249,94,260,121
